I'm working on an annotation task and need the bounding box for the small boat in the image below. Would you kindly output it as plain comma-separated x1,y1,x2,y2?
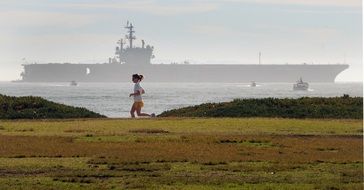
250,81,257,87
293,77,309,91
70,81,78,86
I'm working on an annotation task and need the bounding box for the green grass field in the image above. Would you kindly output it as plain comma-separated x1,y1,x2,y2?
0,118,362,189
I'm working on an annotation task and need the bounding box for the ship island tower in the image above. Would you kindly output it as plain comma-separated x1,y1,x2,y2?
111,22,154,66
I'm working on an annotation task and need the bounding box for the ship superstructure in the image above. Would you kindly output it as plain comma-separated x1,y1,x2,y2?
111,22,154,65
20,22,349,83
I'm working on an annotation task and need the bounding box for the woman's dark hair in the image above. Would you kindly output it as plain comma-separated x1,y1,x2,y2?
132,74,144,81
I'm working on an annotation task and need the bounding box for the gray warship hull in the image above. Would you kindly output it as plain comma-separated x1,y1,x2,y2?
20,63,348,82
18,22,349,83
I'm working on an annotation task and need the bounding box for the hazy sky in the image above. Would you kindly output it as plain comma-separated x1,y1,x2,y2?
0,0,362,81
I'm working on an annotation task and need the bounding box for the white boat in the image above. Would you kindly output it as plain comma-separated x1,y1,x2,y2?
70,81,78,86
250,81,257,87
293,77,309,91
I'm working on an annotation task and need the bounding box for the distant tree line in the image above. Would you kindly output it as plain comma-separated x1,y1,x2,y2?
159,96,363,119
0,94,105,119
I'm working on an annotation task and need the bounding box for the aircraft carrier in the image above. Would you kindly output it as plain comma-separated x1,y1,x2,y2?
20,22,349,83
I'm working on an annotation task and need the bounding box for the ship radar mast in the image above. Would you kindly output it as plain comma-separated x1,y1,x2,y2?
110,21,154,65
125,21,136,48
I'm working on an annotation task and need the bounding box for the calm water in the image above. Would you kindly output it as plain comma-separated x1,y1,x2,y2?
0,82,362,117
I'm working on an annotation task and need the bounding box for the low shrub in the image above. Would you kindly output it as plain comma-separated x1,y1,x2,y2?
159,96,362,119
0,94,106,119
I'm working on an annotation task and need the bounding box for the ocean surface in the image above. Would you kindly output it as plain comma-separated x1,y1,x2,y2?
0,82,362,117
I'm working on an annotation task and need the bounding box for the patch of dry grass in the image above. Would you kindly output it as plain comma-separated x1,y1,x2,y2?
0,118,361,137
129,128,169,134
0,134,361,163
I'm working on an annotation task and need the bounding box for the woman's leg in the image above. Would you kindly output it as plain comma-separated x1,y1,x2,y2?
130,104,136,118
136,106,150,117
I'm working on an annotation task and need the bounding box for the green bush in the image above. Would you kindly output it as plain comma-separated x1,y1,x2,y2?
0,94,106,119
159,96,363,119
